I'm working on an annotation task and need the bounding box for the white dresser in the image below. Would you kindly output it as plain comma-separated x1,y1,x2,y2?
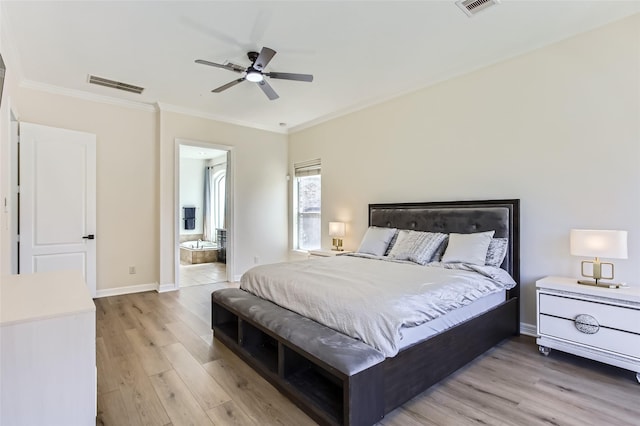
536,276,640,383
0,270,97,425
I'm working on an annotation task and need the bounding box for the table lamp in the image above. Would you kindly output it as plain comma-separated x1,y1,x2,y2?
570,229,627,288
329,222,345,251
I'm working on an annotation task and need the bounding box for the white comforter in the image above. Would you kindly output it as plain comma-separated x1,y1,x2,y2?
240,254,516,357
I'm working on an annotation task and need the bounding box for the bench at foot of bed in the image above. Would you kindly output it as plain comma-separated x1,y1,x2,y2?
211,288,385,426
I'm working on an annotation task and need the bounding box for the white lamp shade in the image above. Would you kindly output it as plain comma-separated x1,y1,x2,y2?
570,229,628,259
329,222,346,238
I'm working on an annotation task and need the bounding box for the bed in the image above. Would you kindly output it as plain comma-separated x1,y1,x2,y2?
211,199,520,425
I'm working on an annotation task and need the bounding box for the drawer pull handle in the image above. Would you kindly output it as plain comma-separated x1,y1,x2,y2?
574,314,599,334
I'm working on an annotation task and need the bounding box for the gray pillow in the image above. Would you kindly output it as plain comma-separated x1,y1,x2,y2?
357,227,397,256
383,229,399,256
485,238,508,267
387,230,415,260
442,231,495,265
388,230,447,264
409,232,448,265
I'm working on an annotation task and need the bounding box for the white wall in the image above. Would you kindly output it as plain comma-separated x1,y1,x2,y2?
0,3,20,277
289,15,640,327
179,157,205,236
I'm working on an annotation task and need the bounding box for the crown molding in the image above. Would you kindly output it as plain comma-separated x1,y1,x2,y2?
20,80,157,112
156,102,287,135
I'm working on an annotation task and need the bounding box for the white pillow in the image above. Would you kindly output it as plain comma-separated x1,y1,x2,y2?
357,227,397,256
442,231,495,265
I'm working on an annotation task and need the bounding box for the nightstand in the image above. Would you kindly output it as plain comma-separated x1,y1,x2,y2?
308,249,352,258
536,276,640,383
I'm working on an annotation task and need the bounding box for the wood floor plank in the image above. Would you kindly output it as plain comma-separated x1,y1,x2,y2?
96,337,120,394
157,293,213,336
135,292,182,325
97,283,640,426
115,353,171,426
112,299,142,330
94,297,109,323
161,342,231,410
378,406,438,426
125,306,178,347
206,400,257,426
97,309,134,359
149,369,214,426
202,357,315,426
165,320,223,365
97,389,130,426
125,328,173,376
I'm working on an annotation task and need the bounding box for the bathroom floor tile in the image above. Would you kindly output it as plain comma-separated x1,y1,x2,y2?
179,262,227,288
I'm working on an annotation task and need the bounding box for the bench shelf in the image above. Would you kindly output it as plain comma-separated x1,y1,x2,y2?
211,291,384,426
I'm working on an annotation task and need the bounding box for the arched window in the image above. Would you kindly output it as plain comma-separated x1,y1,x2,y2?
213,169,226,232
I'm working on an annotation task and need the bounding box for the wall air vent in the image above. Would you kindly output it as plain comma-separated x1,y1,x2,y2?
456,0,500,17
88,75,144,94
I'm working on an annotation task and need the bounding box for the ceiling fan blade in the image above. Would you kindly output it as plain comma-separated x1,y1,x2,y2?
253,47,276,71
257,80,279,100
195,59,244,74
212,78,245,93
225,62,246,72
267,72,313,82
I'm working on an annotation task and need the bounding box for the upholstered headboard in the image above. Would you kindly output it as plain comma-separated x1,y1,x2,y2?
369,199,520,286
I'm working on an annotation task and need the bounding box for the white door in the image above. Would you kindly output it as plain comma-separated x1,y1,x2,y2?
19,122,97,297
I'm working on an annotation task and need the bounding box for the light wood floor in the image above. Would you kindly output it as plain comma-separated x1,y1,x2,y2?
96,283,640,426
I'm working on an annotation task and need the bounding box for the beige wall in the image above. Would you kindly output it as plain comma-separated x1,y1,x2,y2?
159,111,288,286
11,89,159,292
289,15,640,327
0,90,289,291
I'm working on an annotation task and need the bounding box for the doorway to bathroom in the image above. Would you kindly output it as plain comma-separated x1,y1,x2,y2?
177,143,230,287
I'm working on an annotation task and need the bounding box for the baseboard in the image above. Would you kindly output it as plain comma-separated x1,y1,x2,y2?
157,283,178,293
95,282,159,298
520,322,537,337
233,274,242,282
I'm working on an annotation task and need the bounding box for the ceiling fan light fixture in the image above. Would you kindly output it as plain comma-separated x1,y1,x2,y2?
246,71,263,82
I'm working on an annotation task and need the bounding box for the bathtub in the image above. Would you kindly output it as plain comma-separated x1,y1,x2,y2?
180,240,219,264
180,240,217,250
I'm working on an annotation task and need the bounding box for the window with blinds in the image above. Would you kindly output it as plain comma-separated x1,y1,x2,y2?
293,159,321,250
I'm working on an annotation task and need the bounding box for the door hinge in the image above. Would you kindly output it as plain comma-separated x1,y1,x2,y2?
16,185,20,194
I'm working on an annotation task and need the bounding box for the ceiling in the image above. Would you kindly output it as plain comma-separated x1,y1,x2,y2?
2,1,639,133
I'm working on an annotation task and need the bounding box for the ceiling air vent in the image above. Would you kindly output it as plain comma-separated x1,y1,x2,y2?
88,75,144,94
456,0,500,17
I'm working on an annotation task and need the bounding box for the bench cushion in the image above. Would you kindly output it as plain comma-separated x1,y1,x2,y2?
212,288,385,376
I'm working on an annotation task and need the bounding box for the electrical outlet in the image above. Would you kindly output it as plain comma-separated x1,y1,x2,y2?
129,266,136,275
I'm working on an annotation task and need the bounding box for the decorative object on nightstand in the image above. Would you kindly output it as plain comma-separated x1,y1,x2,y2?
536,276,640,383
570,229,628,288
329,221,346,251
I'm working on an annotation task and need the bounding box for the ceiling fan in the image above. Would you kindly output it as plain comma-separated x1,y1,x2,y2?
195,46,313,100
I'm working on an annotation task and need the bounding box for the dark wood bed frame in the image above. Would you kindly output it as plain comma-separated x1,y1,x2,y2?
212,199,520,425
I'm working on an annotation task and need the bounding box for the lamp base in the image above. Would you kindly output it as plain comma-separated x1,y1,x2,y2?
577,279,625,289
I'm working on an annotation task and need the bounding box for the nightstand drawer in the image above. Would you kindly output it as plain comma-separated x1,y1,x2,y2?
539,293,640,334
539,314,640,359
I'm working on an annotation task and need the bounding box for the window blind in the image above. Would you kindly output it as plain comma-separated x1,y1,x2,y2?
294,159,321,177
